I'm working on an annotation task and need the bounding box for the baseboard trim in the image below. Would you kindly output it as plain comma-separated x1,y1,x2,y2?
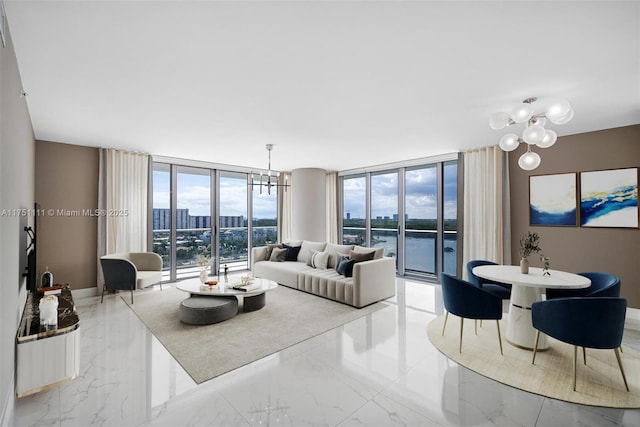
71,287,98,300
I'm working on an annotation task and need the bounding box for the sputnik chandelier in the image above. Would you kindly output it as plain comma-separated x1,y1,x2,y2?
490,97,574,170
248,144,290,195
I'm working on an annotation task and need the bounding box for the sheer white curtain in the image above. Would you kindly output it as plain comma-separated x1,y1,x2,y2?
279,172,293,243
325,172,338,243
462,146,511,279
97,148,150,290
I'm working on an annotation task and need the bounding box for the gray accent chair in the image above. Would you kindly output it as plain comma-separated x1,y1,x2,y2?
100,252,163,303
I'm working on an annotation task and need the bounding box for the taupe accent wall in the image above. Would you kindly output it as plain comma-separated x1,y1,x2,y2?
509,125,640,308
35,141,99,290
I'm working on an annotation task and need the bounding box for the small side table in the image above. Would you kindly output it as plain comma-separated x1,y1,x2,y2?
16,288,80,397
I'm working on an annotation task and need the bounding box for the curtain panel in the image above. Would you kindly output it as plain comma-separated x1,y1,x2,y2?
462,146,511,279
97,148,150,289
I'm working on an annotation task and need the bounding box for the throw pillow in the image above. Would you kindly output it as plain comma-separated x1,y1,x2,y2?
282,243,302,262
352,245,384,259
308,251,330,269
315,251,330,269
265,243,283,260
336,255,356,277
306,250,319,267
297,240,328,263
325,243,355,268
349,250,375,263
270,247,287,262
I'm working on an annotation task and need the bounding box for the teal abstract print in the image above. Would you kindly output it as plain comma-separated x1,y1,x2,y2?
580,168,638,228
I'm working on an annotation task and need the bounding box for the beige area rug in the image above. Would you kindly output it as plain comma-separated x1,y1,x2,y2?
427,315,640,408
123,285,386,384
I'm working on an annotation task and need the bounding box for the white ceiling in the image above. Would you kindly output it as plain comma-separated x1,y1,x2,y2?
4,1,639,172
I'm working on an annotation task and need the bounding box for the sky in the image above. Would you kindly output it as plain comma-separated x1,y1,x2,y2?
344,163,458,220
153,161,457,222
153,169,277,219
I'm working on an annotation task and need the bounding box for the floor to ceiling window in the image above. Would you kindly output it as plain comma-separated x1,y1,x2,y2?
151,162,277,281
442,160,458,275
340,156,459,279
405,165,437,275
175,166,212,279
152,163,171,279
342,175,366,247
252,186,278,248
219,171,248,271
371,171,399,264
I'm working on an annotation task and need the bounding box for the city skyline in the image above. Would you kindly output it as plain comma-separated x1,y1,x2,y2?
153,169,278,219
152,208,265,231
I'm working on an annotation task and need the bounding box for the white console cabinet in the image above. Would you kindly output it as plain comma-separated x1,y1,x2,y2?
16,289,80,397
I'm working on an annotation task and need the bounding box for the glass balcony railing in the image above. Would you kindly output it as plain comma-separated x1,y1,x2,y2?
251,225,278,247
153,227,212,280
342,227,366,246
404,230,457,276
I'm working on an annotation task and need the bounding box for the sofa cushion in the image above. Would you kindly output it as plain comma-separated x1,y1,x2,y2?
282,244,302,261
297,240,327,263
349,249,376,263
336,255,356,277
307,251,329,269
254,260,313,288
136,271,163,289
270,247,287,262
352,245,384,259
325,243,355,268
265,243,283,260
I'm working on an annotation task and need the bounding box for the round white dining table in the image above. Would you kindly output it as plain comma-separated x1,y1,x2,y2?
472,265,591,350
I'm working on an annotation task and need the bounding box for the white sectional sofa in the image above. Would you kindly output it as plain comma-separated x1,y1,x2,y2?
251,240,396,308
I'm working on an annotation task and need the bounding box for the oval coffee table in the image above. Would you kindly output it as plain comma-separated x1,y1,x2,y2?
176,277,278,312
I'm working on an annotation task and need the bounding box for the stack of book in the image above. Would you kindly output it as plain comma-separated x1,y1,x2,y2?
232,283,261,292
36,285,63,295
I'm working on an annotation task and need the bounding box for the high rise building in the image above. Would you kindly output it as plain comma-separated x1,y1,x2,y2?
153,209,245,230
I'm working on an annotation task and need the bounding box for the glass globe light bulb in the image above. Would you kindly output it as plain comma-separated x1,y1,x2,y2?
489,112,510,130
549,107,574,125
518,151,541,171
545,99,571,121
511,104,534,123
537,129,557,148
499,134,520,152
522,124,546,144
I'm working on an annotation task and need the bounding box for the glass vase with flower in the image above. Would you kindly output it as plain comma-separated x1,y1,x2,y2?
518,231,550,275
197,256,211,284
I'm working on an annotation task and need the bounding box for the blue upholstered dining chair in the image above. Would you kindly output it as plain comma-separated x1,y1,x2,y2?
531,297,629,392
440,273,503,355
466,260,511,300
545,271,620,299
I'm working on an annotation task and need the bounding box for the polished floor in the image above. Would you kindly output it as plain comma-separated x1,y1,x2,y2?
13,278,640,427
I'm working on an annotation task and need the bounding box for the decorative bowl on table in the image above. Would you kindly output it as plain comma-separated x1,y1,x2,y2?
200,280,218,290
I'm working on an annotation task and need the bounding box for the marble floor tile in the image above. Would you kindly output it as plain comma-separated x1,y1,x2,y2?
12,278,640,427
338,393,443,427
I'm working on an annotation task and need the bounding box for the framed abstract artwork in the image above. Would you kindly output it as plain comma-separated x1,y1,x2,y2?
580,167,638,228
529,173,577,226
